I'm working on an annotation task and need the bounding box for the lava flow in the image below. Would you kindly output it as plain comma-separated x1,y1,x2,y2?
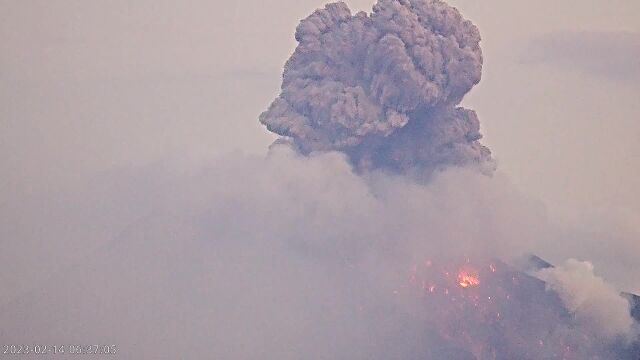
457,271,480,288
403,257,631,359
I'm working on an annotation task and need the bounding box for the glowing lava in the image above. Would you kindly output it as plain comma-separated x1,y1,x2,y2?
457,271,480,288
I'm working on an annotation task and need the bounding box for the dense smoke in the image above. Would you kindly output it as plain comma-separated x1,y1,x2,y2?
0,149,549,359
3,148,636,359
260,0,492,174
258,0,640,357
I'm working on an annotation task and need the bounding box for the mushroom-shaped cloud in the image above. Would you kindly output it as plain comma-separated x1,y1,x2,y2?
260,0,493,175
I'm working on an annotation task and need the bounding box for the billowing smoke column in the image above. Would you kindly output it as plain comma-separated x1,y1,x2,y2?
260,0,492,174
257,1,640,358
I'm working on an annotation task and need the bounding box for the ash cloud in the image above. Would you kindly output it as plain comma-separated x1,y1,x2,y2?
260,0,492,174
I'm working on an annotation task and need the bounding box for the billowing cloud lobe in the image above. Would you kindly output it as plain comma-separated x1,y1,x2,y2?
260,0,491,174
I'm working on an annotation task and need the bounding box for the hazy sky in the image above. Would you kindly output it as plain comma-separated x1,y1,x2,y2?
1,1,639,358
2,0,639,217
2,0,639,282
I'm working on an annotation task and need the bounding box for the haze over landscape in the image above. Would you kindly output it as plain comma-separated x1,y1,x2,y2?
1,0,639,358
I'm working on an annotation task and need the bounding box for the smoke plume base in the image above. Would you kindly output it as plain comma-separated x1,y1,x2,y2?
396,255,640,359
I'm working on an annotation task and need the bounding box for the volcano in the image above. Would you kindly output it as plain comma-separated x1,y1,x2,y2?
401,255,640,359
257,0,639,358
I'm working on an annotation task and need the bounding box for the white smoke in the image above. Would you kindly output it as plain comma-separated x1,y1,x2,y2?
537,259,636,339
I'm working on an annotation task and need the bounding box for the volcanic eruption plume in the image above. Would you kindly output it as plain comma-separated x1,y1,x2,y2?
259,0,640,358
260,0,492,175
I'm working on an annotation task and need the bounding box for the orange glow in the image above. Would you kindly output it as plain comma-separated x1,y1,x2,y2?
457,271,480,288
